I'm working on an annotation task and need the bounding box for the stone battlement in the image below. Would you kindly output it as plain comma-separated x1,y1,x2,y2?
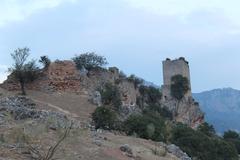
161,57,204,128
163,57,191,86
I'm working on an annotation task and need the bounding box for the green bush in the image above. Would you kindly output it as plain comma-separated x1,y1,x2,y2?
9,48,39,95
100,83,122,109
224,130,240,139
171,124,238,160
139,85,162,105
72,52,108,70
224,130,240,154
145,105,173,120
123,112,166,142
225,139,240,154
92,106,117,130
170,75,189,100
197,122,215,137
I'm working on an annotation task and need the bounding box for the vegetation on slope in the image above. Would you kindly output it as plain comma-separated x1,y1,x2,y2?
6,49,240,160
171,74,189,100
91,72,239,160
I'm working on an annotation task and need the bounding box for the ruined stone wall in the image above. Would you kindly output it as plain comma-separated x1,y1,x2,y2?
162,58,192,99
161,57,204,128
118,80,139,107
163,58,191,86
1,61,139,108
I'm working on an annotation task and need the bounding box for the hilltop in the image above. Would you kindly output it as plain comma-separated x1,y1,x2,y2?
0,55,194,160
1,58,204,128
1,52,238,160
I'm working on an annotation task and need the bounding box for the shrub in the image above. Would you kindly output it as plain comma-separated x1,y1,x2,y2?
100,83,122,109
170,75,189,100
225,139,240,154
123,112,166,141
72,52,108,70
23,60,39,81
224,130,240,154
171,123,238,160
92,106,117,130
39,55,51,69
145,105,173,120
197,122,215,137
139,85,162,105
224,130,240,139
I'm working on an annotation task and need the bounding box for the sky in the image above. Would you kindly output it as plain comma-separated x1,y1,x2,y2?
1,0,240,92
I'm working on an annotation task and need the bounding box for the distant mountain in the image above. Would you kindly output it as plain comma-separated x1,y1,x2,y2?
193,88,240,134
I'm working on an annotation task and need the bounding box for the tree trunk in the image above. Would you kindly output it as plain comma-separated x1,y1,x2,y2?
20,81,26,95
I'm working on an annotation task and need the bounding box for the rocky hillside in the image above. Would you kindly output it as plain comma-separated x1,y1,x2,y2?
1,60,203,128
193,88,240,134
0,88,189,160
2,57,240,159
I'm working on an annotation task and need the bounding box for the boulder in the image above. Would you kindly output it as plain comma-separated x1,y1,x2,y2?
167,144,191,160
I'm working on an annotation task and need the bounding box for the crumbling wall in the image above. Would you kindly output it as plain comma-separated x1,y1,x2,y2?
1,61,139,108
162,58,191,98
161,57,204,128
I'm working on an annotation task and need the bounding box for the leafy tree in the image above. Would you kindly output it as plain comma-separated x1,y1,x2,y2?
100,83,122,110
170,75,189,100
39,55,51,69
9,48,39,95
123,112,166,141
171,123,238,160
92,106,117,130
224,130,240,140
224,130,240,153
145,105,173,120
198,122,216,137
72,52,108,70
139,85,162,105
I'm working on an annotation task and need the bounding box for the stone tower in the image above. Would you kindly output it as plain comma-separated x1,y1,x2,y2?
161,57,204,128
162,57,192,100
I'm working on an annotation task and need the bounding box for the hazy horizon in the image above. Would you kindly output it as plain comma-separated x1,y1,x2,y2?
1,0,240,92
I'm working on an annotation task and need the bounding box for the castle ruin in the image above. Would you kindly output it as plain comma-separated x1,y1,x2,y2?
161,57,204,128
162,57,192,100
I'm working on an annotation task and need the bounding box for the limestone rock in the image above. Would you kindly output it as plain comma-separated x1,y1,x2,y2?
167,144,191,160
91,91,102,107
120,144,133,155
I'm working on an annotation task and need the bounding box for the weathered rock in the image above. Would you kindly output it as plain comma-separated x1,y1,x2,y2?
93,139,102,146
0,96,80,129
120,144,133,155
91,91,102,106
167,144,191,160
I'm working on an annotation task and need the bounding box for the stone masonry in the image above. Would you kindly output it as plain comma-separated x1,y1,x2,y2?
161,57,204,128
162,57,191,100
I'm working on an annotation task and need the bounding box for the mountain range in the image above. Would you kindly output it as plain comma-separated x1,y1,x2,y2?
193,88,240,134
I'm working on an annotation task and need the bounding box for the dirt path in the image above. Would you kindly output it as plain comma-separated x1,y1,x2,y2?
30,98,79,118
26,90,97,122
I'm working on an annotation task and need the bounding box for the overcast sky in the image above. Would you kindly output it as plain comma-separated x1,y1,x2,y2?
1,0,240,92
